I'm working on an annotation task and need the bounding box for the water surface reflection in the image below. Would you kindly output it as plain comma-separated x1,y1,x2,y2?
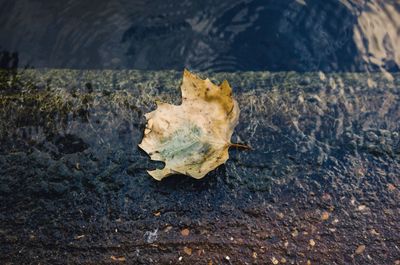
0,0,399,72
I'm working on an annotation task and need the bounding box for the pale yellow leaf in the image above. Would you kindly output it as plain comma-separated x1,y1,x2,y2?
138,69,240,180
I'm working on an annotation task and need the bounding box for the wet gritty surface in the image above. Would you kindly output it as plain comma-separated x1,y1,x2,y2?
0,69,399,264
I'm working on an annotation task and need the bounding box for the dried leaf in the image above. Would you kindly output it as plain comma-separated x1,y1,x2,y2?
139,69,240,180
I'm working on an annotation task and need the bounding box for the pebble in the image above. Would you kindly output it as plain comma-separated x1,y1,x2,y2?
355,245,366,254
387,183,396,191
110,256,126,261
164,225,172,233
181,228,190,236
321,212,330,221
322,193,331,201
370,229,380,236
74,235,85,240
183,246,192,255
358,205,367,211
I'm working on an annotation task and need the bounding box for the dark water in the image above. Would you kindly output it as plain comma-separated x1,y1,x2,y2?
0,0,399,72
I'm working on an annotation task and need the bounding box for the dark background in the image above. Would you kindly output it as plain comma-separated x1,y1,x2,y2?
0,0,399,72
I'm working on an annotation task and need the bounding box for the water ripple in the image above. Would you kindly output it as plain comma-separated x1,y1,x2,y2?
0,0,399,72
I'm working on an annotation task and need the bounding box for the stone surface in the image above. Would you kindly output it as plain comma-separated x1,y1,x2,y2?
0,69,399,264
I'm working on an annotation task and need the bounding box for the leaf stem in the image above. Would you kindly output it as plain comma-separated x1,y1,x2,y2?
229,143,252,150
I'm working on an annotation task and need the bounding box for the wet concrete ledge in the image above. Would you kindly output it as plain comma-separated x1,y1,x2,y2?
0,69,399,264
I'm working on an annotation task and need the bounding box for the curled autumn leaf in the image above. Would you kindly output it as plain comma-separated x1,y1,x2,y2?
139,69,243,180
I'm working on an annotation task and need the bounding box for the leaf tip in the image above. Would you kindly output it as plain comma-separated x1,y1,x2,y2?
147,170,164,181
